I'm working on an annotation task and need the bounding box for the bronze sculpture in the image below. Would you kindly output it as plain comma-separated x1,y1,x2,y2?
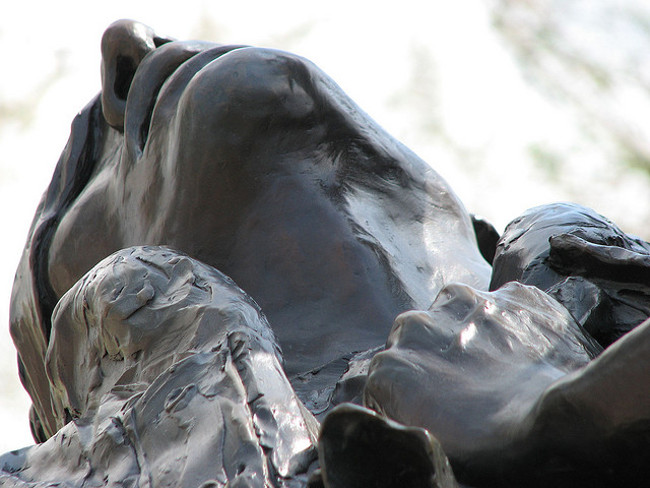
2,19,649,488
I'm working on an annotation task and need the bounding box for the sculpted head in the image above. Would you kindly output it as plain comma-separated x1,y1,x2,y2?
6,246,318,487
491,202,650,347
365,282,601,461
6,20,650,488
13,19,489,440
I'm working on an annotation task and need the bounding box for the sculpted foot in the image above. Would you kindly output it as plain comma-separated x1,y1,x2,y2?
3,247,318,487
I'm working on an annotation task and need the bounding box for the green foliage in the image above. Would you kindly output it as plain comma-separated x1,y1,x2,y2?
528,143,563,181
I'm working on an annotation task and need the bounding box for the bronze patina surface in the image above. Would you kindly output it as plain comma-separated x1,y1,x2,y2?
3,20,650,488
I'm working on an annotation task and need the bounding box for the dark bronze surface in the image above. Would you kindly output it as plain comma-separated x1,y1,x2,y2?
3,19,650,488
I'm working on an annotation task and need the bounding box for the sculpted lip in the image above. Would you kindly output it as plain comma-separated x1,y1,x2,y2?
123,41,246,161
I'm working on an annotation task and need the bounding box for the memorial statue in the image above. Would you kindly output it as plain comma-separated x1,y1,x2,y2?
2,19,649,488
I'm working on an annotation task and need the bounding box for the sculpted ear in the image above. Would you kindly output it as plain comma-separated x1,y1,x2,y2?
100,20,171,131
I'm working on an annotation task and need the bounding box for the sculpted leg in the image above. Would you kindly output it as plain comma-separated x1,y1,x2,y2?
364,282,595,485
15,22,490,440
2,247,318,487
15,19,650,488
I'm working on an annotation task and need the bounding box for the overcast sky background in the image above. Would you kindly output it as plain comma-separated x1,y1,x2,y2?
2,0,650,452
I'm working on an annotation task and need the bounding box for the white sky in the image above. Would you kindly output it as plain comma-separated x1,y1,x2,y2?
1,0,649,452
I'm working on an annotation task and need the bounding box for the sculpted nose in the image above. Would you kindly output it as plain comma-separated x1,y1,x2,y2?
100,19,171,130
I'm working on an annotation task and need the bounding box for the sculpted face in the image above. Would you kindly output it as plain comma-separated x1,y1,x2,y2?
366,281,650,486
47,22,490,357
10,19,650,488
12,19,489,441
8,247,318,487
365,283,596,467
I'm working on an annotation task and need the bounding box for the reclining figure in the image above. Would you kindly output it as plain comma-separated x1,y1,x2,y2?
4,20,650,488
